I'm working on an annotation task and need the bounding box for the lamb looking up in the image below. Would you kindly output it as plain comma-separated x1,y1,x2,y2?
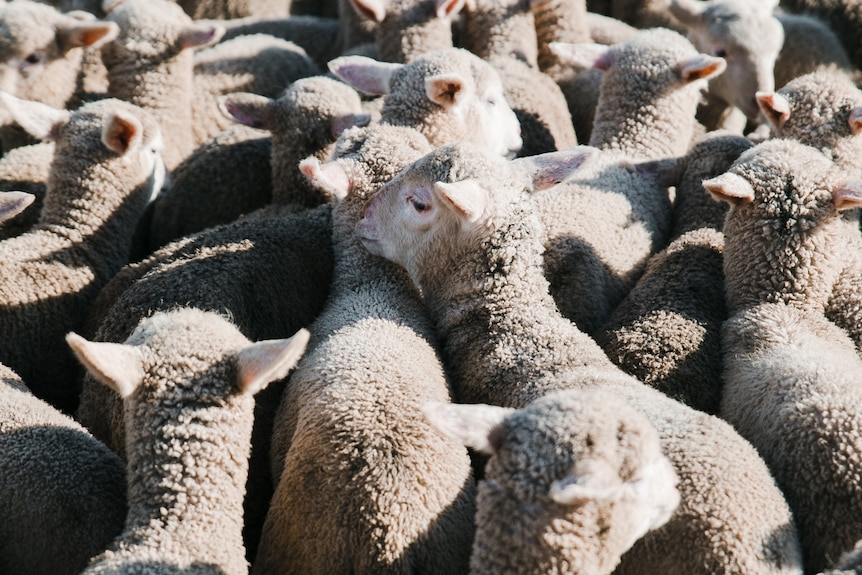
0,94,164,414
357,141,803,574
70,309,309,575
425,388,680,575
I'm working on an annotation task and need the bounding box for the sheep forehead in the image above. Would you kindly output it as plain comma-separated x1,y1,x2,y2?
611,29,698,80
281,77,363,117
126,309,248,354
109,0,190,47
0,6,63,59
701,0,781,48
732,141,835,205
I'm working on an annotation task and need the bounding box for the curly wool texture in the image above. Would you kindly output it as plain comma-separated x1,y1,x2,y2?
0,363,126,575
721,302,862,574
385,143,801,574
370,0,456,64
0,141,53,240
0,98,161,414
81,309,272,575
258,124,476,575
177,0,291,19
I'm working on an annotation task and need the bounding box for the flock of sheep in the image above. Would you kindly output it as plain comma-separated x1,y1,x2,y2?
0,0,861,573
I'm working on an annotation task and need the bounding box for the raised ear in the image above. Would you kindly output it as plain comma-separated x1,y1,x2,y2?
328,56,402,96
668,0,707,27
627,157,682,188
349,0,387,22
218,93,274,130
549,42,614,70
421,401,514,455
56,21,120,52
702,172,755,206
435,0,468,18
434,179,489,224
176,23,225,51
513,145,599,192
330,113,372,140
549,465,625,506
235,328,310,396
756,91,790,131
0,191,35,224
425,74,467,108
833,180,862,211
66,332,144,399
102,109,144,155
299,156,353,200
0,92,70,141
678,54,726,83
848,107,862,136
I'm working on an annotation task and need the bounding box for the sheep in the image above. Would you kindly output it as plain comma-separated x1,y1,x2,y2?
0,2,118,150
720,301,862,574
148,75,369,251
0,94,164,414
0,361,127,575
69,308,309,575
778,0,862,71
176,0,292,19
0,190,33,223
704,139,862,353
0,142,53,240
356,141,803,574
459,0,579,156
424,388,679,575
528,28,725,333
256,123,476,575
772,12,854,90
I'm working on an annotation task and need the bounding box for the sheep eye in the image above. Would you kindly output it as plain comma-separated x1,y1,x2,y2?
714,48,727,58
23,52,44,66
409,196,429,212
486,97,496,106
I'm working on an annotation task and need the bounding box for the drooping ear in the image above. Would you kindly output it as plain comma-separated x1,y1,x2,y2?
756,91,790,131
668,0,707,27
176,23,225,51
328,56,402,96
330,113,372,140
549,464,625,506
513,145,599,192
678,54,726,83
0,191,35,224
56,20,120,52
421,401,514,455
702,172,755,206
848,107,862,136
66,332,145,399
833,180,862,211
0,92,70,141
218,93,274,130
627,157,683,188
425,74,467,108
434,179,489,224
299,156,353,200
549,42,614,70
435,0,468,18
102,109,144,155
349,0,387,22
235,328,310,396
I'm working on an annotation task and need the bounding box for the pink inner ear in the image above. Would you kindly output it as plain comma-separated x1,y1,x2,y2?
834,181,862,211
221,100,264,129
756,91,790,129
435,0,466,18
702,173,755,206
349,0,387,22
849,108,862,136
679,54,726,82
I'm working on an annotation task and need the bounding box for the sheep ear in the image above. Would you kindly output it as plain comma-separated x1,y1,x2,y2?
56,21,120,52
549,468,623,506
702,172,755,206
434,179,489,224
549,42,614,70
218,93,274,130
627,157,682,187
668,0,706,27
102,0,123,13
421,401,514,454
66,332,144,399
756,91,790,130
176,23,225,51
0,92,69,141
328,56,402,96
435,0,468,18
235,328,310,396
513,145,599,192
331,113,372,140
300,156,353,200
0,191,35,224
848,108,862,136
425,74,467,108
349,0,387,22
678,54,726,83
102,109,143,155
833,181,862,211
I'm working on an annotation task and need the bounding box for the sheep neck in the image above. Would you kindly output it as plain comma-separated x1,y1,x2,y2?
270,132,333,208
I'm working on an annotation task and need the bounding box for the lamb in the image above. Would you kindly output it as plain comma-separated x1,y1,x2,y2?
0,361,126,575
356,141,803,574
531,28,725,333
148,75,369,251
424,388,679,575
69,308,310,575
255,123,477,575
0,94,164,414
720,301,862,574
459,0,578,156
703,139,862,353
